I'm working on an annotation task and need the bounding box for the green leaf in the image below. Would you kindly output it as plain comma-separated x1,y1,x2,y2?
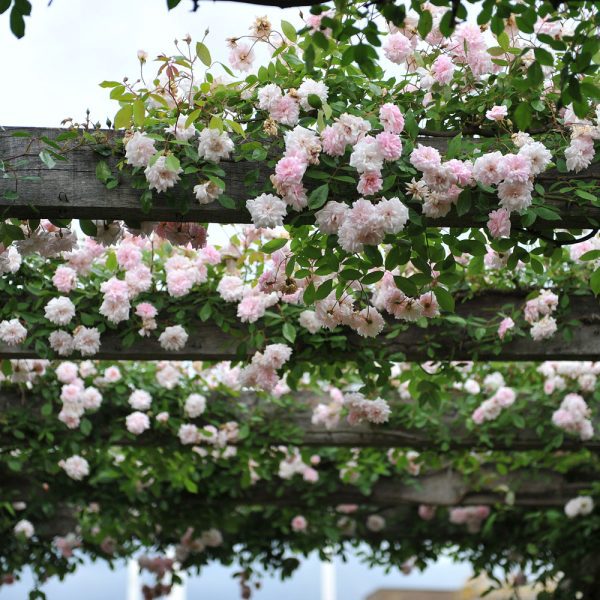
307,93,323,109
140,189,153,212
361,271,384,285
580,250,600,261
438,10,454,37
527,61,543,87
313,30,329,50
314,279,333,300
80,219,98,237
196,42,212,67
533,206,561,221
393,276,418,297
339,268,362,281
208,115,223,132
183,479,198,493
261,238,288,253
95,160,112,183
114,104,133,130
434,287,455,312
133,99,145,126
575,189,597,202
165,154,180,172
456,188,472,216
99,80,122,88
105,250,118,271
364,245,383,267
218,195,236,209
497,31,510,51
403,111,418,139
166,0,182,8
534,47,554,66
303,281,316,304
80,418,92,436
38,150,55,169
308,184,329,210
446,134,462,160
281,20,297,42
1,359,12,377
199,303,212,321
417,10,432,38
10,1,30,38
282,322,296,344
591,268,600,295
185,109,201,129
513,102,532,131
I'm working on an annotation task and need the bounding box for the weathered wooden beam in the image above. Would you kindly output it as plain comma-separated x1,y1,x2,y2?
1,127,598,227
0,292,598,361
1,469,591,510
0,386,597,452
297,419,600,452
247,469,593,507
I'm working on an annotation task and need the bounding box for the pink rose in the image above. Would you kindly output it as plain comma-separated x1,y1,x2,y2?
486,105,508,121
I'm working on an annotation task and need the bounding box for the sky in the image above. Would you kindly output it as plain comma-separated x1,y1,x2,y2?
0,552,472,599
1,1,473,598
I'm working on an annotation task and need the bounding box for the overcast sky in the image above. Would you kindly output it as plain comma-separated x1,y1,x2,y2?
1,2,472,597
1,0,306,128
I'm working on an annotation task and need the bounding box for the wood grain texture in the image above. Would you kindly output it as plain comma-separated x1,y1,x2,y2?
1,469,590,509
0,292,598,361
1,388,597,452
1,127,598,226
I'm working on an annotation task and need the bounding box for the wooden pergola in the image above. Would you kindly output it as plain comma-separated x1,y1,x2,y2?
1,126,599,512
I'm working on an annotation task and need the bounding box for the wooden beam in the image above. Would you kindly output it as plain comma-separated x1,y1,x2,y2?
2,469,591,510
0,388,596,452
0,292,598,361
1,127,598,227
245,469,593,507
0,292,600,362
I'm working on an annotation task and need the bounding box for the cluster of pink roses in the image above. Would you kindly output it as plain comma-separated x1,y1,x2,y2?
552,393,594,441
177,420,239,456
58,455,90,480
524,290,558,342
562,104,600,173
538,361,600,395
217,270,283,324
257,79,329,127
471,386,517,424
277,447,319,483
175,526,223,562
55,361,103,429
44,234,222,356
372,271,440,322
125,126,234,195
344,392,391,425
449,505,491,533
239,343,292,392
311,388,391,427
315,196,409,253
409,135,552,231
387,449,422,475
564,496,595,518
311,387,344,429
0,319,28,347
53,533,81,558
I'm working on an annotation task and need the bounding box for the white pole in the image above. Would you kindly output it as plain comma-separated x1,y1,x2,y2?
165,546,187,600
320,557,337,600
126,559,139,600
167,571,187,600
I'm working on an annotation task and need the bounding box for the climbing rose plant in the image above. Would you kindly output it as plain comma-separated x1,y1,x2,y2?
0,2,599,599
